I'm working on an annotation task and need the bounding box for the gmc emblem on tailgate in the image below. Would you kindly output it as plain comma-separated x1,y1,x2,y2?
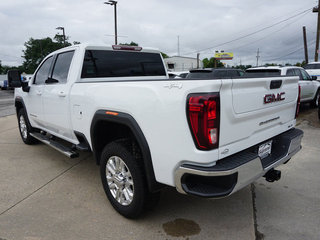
264,92,285,104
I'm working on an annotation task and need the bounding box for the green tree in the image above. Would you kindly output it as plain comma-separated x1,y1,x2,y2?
234,64,252,71
202,57,224,68
265,63,279,66
119,41,139,46
295,61,306,67
161,52,169,59
0,60,3,74
1,64,24,74
22,34,79,73
53,33,71,47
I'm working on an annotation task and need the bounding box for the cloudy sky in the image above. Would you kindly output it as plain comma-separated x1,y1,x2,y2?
0,0,318,67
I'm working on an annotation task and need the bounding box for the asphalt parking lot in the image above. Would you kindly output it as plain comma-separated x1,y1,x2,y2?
0,90,15,117
0,90,319,240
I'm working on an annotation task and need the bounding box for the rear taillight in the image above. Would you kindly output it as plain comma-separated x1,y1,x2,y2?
295,85,301,119
187,93,220,150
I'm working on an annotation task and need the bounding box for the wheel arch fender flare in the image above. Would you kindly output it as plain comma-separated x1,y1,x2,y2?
90,110,161,192
14,97,32,127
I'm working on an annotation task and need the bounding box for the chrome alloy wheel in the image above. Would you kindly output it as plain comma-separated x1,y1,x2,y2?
106,156,134,206
19,115,28,140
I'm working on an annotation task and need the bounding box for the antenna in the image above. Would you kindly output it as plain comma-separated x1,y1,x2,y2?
177,35,180,56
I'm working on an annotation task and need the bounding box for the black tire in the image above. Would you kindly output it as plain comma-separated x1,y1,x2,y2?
311,89,320,108
100,140,160,218
18,108,37,145
318,102,320,120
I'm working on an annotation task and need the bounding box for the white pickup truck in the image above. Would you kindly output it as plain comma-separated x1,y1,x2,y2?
246,66,320,107
8,44,303,218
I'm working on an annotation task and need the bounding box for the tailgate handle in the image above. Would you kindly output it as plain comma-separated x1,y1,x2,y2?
270,80,282,89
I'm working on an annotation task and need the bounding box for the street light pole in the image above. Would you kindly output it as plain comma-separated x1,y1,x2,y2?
104,1,118,45
56,26,66,46
313,1,320,61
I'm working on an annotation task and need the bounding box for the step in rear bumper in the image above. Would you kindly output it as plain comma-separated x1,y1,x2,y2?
174,128,303,198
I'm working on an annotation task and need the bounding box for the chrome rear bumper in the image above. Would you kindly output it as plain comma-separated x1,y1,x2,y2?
174,128,303,198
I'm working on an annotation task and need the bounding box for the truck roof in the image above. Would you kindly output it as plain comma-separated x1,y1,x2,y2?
48,43,161,57
247,66,303,71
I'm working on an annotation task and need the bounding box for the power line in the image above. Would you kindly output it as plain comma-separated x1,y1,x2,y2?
228,11,310,52
183,7,313,55
264,39,316,61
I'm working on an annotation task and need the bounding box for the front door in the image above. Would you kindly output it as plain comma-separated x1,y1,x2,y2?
27,56,53,128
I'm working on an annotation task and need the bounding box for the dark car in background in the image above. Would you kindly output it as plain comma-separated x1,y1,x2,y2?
186,68,244,79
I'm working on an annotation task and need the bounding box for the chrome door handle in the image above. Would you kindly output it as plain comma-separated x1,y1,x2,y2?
36,91,42,96
58,91,66,97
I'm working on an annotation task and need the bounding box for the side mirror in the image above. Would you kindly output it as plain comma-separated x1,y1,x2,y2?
311,76,317,80
7,70,30,92
45,78,59,84
7,70,22,88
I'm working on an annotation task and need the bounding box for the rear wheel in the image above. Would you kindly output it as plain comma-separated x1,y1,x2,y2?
100,140,160,218
18,108,37,145
318,99,320,120
311,89,320,108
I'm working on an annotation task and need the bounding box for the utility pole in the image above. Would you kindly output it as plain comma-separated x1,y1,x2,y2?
177,36,180,56
313,1,320,61
256,48,260,66
104,1,118,45
196,53,200,68
303,26,309,64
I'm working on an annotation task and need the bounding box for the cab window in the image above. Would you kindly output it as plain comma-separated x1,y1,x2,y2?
300,69,311,80
51,51,75,84
34,57,53,85
286,69,297,76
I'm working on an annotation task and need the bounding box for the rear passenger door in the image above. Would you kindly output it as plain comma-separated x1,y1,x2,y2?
42,50,76,141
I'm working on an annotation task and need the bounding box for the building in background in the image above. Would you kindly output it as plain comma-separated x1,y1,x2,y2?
164,56,203,72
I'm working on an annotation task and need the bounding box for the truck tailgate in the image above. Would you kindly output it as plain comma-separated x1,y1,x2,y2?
219,76,299,158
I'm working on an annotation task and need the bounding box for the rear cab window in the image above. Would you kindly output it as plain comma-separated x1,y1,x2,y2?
244,69,281,77
81,50,166,79
186,71,213,79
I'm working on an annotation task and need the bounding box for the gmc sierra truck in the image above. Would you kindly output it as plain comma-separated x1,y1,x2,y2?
8,44,303,218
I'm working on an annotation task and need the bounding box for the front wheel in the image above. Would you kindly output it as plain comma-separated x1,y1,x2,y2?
100,140,159,218
318,100,320,120
311,89,320,108
18,109,37,145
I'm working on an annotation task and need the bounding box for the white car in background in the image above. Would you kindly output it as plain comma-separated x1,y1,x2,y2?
0,75,8,90
174,71,189,79
245,66,320,107
167,71,189,79
304,62,320,80
22,74,33,83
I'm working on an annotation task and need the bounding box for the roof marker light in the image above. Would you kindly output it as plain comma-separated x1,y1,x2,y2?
112,45,142,51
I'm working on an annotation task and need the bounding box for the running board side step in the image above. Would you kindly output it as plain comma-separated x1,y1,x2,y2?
30,132,79,158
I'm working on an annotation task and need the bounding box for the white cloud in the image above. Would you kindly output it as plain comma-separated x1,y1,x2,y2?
0,0,318,67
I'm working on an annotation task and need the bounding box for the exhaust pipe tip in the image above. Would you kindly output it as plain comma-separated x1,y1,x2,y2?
264,169,281,182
